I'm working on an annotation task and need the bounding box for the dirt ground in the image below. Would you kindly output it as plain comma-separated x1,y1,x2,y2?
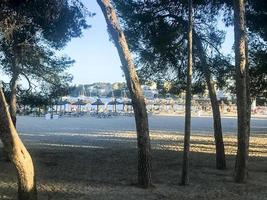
0,132,267,200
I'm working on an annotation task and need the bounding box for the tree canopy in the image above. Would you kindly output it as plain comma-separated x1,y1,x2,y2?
113,0,232,95
114,0,266,98
0,0,92,89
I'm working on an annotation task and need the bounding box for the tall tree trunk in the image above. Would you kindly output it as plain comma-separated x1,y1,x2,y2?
181,0,193,186
9,72,19,127
2,64,19,162
0,87,37,200
193,33,226,170
233,0,249,183
206,78,226,170
245,29,251,160
173,16,226,170
97,0,152,188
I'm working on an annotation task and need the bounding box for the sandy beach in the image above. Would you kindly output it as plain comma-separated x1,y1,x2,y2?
0,116,267,200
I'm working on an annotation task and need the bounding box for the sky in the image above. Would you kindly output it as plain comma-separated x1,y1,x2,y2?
60,0,124,84
0,1,235,85
61,1,235,84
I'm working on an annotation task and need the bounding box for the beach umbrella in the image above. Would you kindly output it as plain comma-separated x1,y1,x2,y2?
72,99,88,106
92,99,105,113
108,98,122,112
55,100,72,113
121,99,132,112
72,99,89,112
56,101,66,106
121,99,132,105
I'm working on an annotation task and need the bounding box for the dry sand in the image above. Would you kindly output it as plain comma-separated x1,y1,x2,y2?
0,131,267,200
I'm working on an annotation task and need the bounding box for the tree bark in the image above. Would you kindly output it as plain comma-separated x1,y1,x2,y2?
170,15,227,170
97,0,152,188
0,87,37,199
9,72,19,127
181,0,193,186
245,28,251,160
2,72,19,162
193,33,227,170
233,0,249,183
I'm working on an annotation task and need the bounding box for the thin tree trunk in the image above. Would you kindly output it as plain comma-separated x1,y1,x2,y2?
97,0,152,188
194,33,226,170
245,28,251,160
181,0,193,186
233,0,249,183
173,16,226,170
9,73,19,127
0,87,37,200
2,71,19,161
206,78,226,170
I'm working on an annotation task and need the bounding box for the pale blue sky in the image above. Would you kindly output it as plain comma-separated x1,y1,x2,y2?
0,1,235,85
60,0,124,84
61,1,235,84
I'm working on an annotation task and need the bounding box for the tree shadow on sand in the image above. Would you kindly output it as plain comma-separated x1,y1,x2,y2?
1,140,267,200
